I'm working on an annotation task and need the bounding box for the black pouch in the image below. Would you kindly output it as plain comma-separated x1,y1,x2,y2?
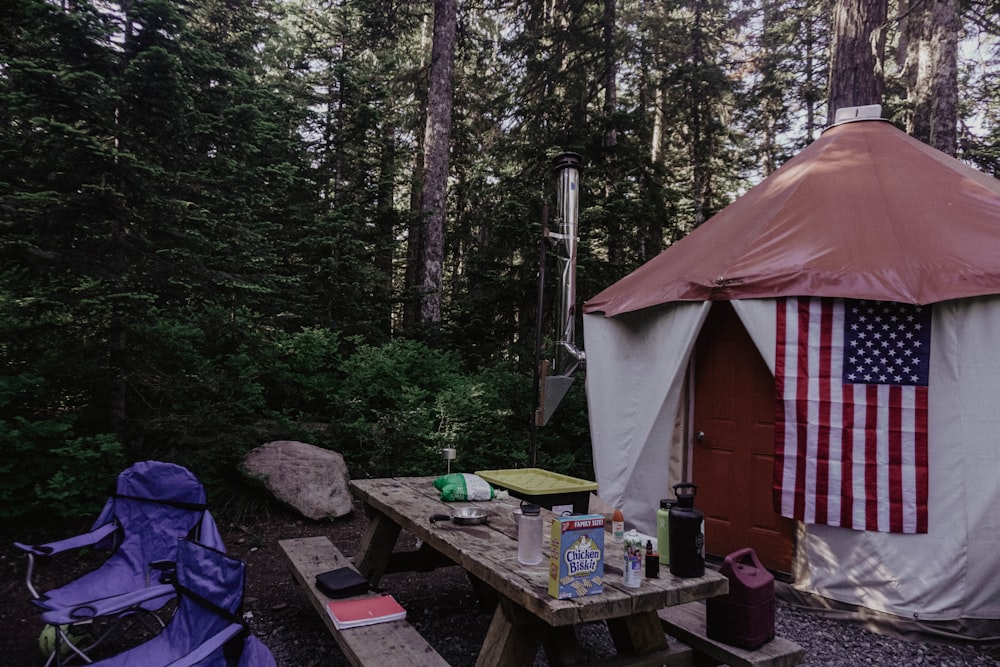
315,567,370,598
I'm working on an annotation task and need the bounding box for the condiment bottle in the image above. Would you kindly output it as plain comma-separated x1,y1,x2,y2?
645,540,659,578
612,508,624,543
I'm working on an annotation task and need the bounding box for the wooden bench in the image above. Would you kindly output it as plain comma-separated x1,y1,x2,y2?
658,602,805,667
278,536,449,667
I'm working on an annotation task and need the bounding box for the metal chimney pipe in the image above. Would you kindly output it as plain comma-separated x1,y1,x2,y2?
552,152,585,377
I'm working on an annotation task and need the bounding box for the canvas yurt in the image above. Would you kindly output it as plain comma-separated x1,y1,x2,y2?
582,106,1000,636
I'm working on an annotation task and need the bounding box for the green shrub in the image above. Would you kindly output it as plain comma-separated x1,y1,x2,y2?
34,434,127,519
333,339,593,482
336,339,460,477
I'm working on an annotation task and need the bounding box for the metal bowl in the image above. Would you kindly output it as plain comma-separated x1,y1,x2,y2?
430,506,490,525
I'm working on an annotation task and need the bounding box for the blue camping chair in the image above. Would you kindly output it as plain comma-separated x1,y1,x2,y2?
41,538,276,667
13,461,225,664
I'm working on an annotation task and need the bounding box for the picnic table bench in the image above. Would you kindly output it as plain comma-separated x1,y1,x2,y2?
658,602,805,667
278,535,448,667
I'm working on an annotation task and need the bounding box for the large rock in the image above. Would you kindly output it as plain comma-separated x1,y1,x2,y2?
241,440,353,520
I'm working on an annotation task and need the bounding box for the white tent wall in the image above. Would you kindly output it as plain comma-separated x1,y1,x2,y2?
583,301,710,536
584,296,1000,623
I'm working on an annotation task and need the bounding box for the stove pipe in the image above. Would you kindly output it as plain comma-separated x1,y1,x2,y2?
552,153,585,377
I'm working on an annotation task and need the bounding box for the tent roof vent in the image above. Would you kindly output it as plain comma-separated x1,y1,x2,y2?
825,104,887,131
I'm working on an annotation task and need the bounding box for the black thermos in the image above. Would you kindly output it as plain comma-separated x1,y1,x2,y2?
669,483,705,578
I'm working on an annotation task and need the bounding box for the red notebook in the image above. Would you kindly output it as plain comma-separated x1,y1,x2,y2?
325,594,407,630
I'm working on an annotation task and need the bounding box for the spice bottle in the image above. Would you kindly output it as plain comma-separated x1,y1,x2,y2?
612,508,625,543
645,540,660,578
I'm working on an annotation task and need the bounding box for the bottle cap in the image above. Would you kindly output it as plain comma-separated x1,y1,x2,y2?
521,503,540,515
659,498,675,509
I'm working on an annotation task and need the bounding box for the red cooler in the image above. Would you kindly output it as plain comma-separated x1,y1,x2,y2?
706,548,775,649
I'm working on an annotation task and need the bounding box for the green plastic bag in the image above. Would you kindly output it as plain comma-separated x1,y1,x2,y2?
433,473,495,501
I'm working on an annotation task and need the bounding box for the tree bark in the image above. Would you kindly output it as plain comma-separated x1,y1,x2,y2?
899,0,959,155
404,14,433,331
689,0,710,228
827,0,887,122
417,0,457,324
602,0,618,147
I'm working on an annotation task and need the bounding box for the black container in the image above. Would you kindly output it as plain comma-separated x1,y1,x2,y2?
668,483,705,578
706,548,775,649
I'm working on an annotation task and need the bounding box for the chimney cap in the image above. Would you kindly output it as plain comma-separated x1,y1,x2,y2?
552,152,582,172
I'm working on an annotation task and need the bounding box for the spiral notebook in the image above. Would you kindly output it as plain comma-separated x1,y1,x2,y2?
325,594,406,630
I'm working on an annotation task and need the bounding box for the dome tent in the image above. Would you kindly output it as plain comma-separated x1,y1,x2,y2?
582,110,1000,635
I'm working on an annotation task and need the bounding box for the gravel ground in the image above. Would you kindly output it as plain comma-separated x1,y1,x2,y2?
6,502,1000,666
772,601,1000,667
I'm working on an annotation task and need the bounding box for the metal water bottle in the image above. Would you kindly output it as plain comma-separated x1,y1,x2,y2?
669,483,705,578
657,498,674,566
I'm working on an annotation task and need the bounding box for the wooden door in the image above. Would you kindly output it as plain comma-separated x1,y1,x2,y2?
692,302,795,573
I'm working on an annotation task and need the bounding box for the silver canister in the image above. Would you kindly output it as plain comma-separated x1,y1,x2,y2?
623,530,643,588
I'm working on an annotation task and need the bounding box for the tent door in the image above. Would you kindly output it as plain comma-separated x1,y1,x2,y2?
692,302,795,574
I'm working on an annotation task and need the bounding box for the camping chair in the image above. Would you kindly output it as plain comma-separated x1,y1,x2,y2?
41,538,276,667
13,460,225,664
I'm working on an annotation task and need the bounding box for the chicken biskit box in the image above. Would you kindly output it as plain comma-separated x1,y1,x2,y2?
547,514,605,599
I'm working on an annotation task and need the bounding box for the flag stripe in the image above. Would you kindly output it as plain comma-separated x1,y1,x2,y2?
889,385,903,533
774,297,929,534
915,388,929,533
815,303,833,526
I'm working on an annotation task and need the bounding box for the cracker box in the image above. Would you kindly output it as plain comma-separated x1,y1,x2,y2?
547,514,605,599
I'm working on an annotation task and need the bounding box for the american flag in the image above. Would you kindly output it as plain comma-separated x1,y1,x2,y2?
773,297,930,534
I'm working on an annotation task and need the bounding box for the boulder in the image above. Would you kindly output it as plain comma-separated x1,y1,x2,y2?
241,440,352,520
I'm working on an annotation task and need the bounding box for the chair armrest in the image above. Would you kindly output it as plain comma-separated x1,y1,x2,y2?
14,522,119,557
14,522,120,598
163,623,244,667
40,584,176,625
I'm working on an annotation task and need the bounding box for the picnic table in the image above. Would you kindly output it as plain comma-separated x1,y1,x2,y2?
348,476,730,666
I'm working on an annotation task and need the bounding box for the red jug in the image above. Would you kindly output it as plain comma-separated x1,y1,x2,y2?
706,547,775,649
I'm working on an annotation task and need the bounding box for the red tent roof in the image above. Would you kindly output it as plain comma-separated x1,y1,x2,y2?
584,119,1000,317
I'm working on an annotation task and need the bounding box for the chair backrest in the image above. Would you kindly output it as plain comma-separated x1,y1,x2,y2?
88,539,267,667
116,460,208,507
109,461,217,579
42,461,223,610
163,539,246,655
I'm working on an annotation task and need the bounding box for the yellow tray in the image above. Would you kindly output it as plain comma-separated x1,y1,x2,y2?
474,468,598,495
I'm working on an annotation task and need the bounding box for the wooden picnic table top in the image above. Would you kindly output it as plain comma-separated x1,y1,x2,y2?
349,476,728,628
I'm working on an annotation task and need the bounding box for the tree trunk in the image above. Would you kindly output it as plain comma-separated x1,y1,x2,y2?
404,14,433,331
827,0,887,122
602,0,618,147
900,0,959,155
690,0,710,228
376,121,397,337
417,0,457,324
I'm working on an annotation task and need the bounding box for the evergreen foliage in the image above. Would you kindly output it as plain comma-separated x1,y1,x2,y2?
1,0,997,522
